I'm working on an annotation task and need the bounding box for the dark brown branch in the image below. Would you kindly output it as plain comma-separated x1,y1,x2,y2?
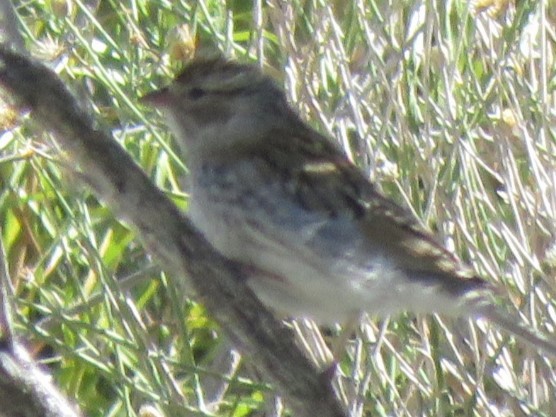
0,47,347,417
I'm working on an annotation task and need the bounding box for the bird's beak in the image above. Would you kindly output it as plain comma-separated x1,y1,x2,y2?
140,86,172,108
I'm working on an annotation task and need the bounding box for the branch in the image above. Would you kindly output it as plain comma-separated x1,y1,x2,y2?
0,209,82,416
0,47,347,417
0,342,83,417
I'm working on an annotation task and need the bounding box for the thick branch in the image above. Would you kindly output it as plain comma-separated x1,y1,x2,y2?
0,47,347,417
0,343,82,417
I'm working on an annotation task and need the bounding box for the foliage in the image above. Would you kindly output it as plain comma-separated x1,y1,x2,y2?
2,0,556,416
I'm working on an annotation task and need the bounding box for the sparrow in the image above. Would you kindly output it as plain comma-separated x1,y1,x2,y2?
141,57,556,357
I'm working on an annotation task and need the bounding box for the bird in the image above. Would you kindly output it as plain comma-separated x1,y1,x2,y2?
141,57,556,357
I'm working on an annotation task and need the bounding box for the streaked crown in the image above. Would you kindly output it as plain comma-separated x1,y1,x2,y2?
174,58,269,95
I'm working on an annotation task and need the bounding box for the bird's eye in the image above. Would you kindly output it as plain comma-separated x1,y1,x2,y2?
188,87,206,100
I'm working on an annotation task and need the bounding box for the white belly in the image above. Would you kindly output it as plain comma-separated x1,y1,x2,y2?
187,170,470,324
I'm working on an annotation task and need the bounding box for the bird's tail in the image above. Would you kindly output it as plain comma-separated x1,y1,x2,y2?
474,303,556,359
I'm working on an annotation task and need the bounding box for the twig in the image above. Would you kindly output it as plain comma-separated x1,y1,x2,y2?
0,215,82,417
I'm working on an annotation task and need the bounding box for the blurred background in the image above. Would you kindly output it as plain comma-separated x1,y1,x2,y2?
1,0,555,416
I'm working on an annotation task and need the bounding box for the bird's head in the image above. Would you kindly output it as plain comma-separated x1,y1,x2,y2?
141,58,297,158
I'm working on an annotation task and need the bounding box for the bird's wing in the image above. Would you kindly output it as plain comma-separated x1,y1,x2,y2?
203,126,488,299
